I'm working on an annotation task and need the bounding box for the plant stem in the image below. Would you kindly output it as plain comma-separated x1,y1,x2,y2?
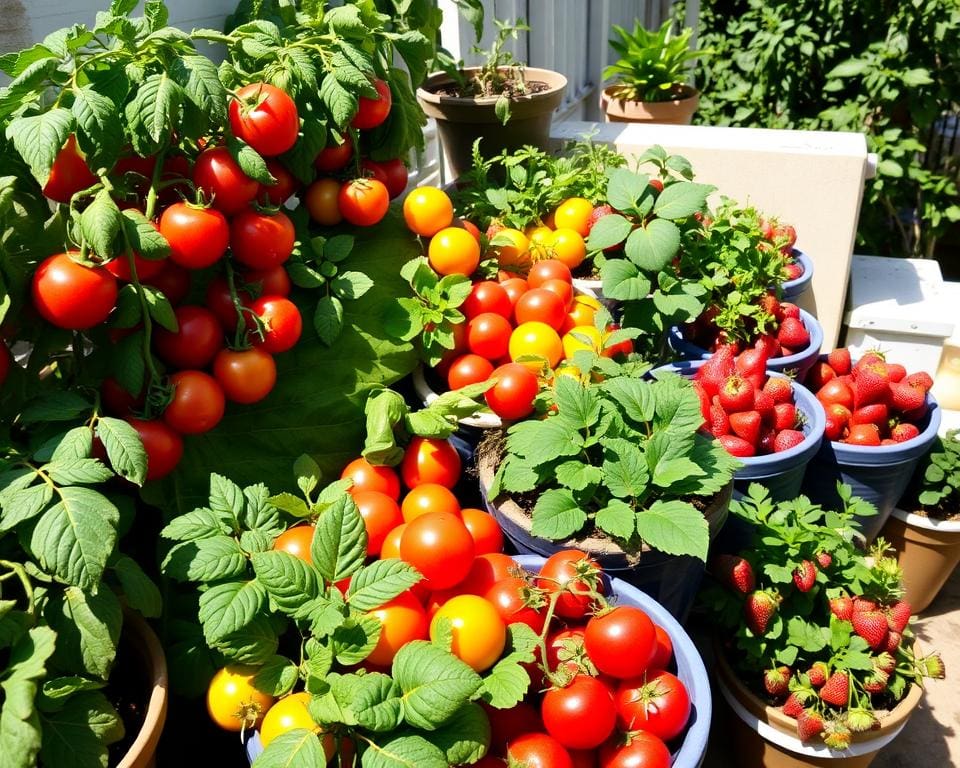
0,560,35,615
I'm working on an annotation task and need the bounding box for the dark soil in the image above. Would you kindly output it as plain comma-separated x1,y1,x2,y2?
433,78,551,100
105,629,149,765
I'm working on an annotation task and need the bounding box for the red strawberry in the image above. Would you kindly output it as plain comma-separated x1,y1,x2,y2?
904,371,934,392
758,428,778,455
886,363,907,383
755,334,781,360
763,377,794,405
890,382,925,413
816,551,833,569
852,363,890,409
719,375,755,412
852,610,889,650
881,438,897,446
796,709,824,742
856,351,886,370
852,597,877,614
806,361,836,391
780,302,801,320
827,348,852,376
708,402,731,437
779,346,797,357
883,630,902,653
698,345,737,397
764,666,792,697
783,262,803,280
730,410,762,447
754,390,776,425
774,429,805,453
782,692,806,718
846,423,881,446
850,403,889,428
819,672,849,707
736,347,770,380
759,294,783,323
886,600,911,633
792,560,817,591
719,434,756,457
824,414,846,442
830,596,854,621
586,204,614,233
744,590,779,635
778,316,810,349
891,423,920,443
863,671,889,695
712,554,755,594
807,662,828,688
901,401,929,423
773,402,798,431
776,224,798,248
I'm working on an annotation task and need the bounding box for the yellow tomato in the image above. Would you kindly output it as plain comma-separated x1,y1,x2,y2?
403,186,453,237
553,197,594,236
526,226,555,261
430,594,506,672
260,693,334,757
207,665,275,732
554,364,583,382
491,228,530,272
563,294,602,332
550,228,587,270
509,321,563,370
428,227,481,276
562,325,603,358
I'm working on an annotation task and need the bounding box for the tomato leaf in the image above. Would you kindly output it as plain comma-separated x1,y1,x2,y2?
227,135,274,185
5,108,74,188
109,332,146,404
351,673,404,732
0,627,56,767
318,73,358,127
331,271,373,300
251,550,320,614
347,559,422,611
19,391,92,424
112,555,162,618
313,294,344,346
251,728,328,768
80,189,122,259
0,483,53,533
358,734,447,768
171,53,226,134
44,585,121,680
430,702,491,765
251,655,298,698
71,86,123,173
37,691,122,768
600,259,652,301
603,438,649,498
162,536,248,583
198,579,267,644
125,73,183,155
586,213,632,251
140,285,178,332
41,458,113,486
391,639,482,730
211,614,281,665
121,209,169,260
331,614,381,665
311,494,366,583
595,499,637,541
324,234,354,262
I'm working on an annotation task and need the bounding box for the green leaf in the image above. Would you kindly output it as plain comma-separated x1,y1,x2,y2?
351,673,404,732
141,284,178,332
112,556,162,618
506,419,583,467
827,59,869,78
72,86,123,173
347,559,422,611
49,427,94,463
209,473,245,522
600,259,651,301
30,487,119,589
359,734,447,768
624,219,681,272
251,550,320,614
431,702,491,764
319,74,358,126
199,580,266,644
787,616,828,653
635,500,709,561
392,640,482,730
554,460,603,492
96,416,148,486
42,459,113,486
253,655,299,697
252,729,329,768
212,614,281,665
269,492,311,518
126,73,182,155
19,392,91,424
0,627,56,768
652,181,714,219
0,483,53,532
331,271,374,300
554,376,600,427
162,536,248,582
603,438,649,498
241,484,283,534
604,377,655,423
531,489,587,541
38,690,122,768
323,234,355,262
161,508,229,542
44,586,121,680
331,614,381,664
121,209,169,260
80,190,123,259
228,135,274,184
596,499,636,541
5,108,74,188
586,213,632,250
311,495,367,583
172,54,227,132
314,295,344,345
606,168,647,211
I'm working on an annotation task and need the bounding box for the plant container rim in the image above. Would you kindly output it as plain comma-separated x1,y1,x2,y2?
781,248,814,298
891,506,960,532
417,67,568,109
116,609,168,768
601,82,699,108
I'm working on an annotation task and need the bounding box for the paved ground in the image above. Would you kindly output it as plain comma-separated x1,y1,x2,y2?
701,566,960,766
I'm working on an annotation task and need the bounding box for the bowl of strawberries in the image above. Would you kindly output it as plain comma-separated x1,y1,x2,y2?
800,348,942,540
780,248,814,300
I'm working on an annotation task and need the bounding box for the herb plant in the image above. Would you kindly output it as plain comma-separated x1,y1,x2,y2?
909,428,960,515
487,362,739,561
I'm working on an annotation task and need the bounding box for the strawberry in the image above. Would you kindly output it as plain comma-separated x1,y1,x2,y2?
777,316,810,349
780,302,801,320
792,559,817,591
758,294,783,323
774,429,805,453
807,662,829,688
730,410,762,447
782,692,806,718
850,403,889,428
904,371,934,392
901,401,929,423
736,347,769,380
824,414,847,442
819,672,849,707
874,652,896,675
764,666,792,697
708,402,731,437
744,590,779,635
886,363,907,383
776,224,798,249
586,204,614,233
719,375,755,412
918,652,946,679
816,551,833,569
852,363,890,409
852,597,877,613
754,390,776,425
779,345,797,357
806,361,836,391
823,724,852,750
863,671,889,695
755,334,781,360
758,428,777,455
763,376,794,404
886,600,911,633
883,630,902,653
829,596,854,621
852,610,889,650
796,709,824,742
891,423,920,443
881,438,897,446
890,382,925,413
783,262,803,280
712,554,755,594
719,434,756,457
827,348,852,376
773,402,798,431
846,423,881,446
856,351,886,370
697,345,737,397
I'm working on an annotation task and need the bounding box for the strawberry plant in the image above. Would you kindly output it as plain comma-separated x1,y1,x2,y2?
901,428,960,517
486,358,739,561
705,484,945,748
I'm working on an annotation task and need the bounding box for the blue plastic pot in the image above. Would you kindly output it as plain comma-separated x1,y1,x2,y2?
801,391,941,542
655,361,826,502
668,309,823,382
780,249,814,300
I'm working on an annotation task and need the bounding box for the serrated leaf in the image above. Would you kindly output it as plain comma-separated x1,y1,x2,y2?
209,473,244,522
392,640,482,731
80,190,122,259
359,733,447,768
635,500,709,561
38,691,123,768
0,483,53,532
251,655,299,698
112,555,162,618
213,614,280,665
44,586,121,680
121,209,169,260
652,181,714,219
49,427,94,462
199,580,266,644
252,728,329,768
624,219,681,272
596,499,636,541
319,74,358,126
787,616,828,653
162,536,247,582
96,417,147,486
331,271,374,300
72,86,123,172
554,376,600,427
172,54,226,132
554,461,603,492
311,494,367,582
351,673,403,732
530,489,586,541
125,73,182,154
506,419,583,467
431,702,491,764
603,438,649,498
269,492,311,518
19,392,91,424
331,614,381,665
5,108,74,188
600,259,651,301
251,550,320,614
314,295,344,345
347,559,422,611
603,377,655,423
586,213,632,250
42,458,113,485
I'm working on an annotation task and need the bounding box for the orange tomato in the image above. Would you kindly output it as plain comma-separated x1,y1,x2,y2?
553,197,594,236
340,457,401,500
353,491,403,556
549,228,586,270
403,186,453,237
491,228,530,272
272,525,315,564
428,227,481,276
366,592,429,666
400,437,462,489
400,483,461,522
400,512,475,590
430,595,507,672
461,508,504,555
380,524,406,559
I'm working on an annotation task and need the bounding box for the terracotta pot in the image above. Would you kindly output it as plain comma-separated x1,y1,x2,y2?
116,610,168,768
715,647,923,768
600,84,700,125
417,67,567,179
882,507,960,612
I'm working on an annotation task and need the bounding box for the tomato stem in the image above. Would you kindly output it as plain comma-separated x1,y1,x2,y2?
0,559,35,615
224,260,263,348
144,147,167,222
120,227,163,409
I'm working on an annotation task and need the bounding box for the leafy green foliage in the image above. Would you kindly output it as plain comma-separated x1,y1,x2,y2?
489,363,738,560
910,428,960,512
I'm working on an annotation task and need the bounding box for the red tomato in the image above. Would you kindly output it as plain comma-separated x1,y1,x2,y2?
598,732,671,768
377,158,408,199
104,249,166,282
540,278,574,309
353,491,403,556
229,83,300,157
614,670,690,741
352,79,392,130
584,606,656,679
341,458,401,500
143,262,191,306
127,418,183,481
100,377,144,416
31,253,117,330
213,348,277,404
43,135,97,203
314,135,353,172
193,147,258,215
304,178,342,226
456,552,516,595
447,354,495,391
602,324,633,359
483,701,543,757
205,276,252,332
259,160,298,206
250,296,302,354
499,277,529,310
467,313,512,360
544,627,590,682
528,259,572,288
366,592,429,666
484,577,545,633
163,370,226,435
273,524,314,563
537,551,604,620
515,289,567,331
243,265,291,298
485,363,539,421
400,437,461,489
456,219,482,243
461,507,503,555
571,750,598,768
160,202,230,269
507,733,573,768
542,675,616,750
360,159,389,187
230,210,295,270
399,511,475,590
464,281,512,320
153,306,224,369
338,178,389,227
400,483,460,522
649,625,673,670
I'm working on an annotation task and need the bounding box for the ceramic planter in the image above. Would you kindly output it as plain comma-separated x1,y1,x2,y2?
781,249,814,301
417,67,567,180
600,84,700,125
882,507,960,612
715,648,923,768
117,610,168,768
477,442,732,622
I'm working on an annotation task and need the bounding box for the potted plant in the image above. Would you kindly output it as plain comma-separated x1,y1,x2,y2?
417,19,568,179
705,484,945,767
882,429,960,612
600,19,708,125
477,354,740,620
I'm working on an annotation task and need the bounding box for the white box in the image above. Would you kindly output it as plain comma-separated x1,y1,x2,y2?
842,255,956,374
